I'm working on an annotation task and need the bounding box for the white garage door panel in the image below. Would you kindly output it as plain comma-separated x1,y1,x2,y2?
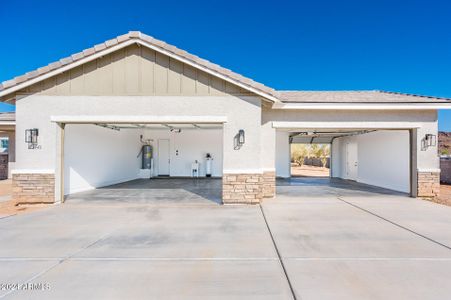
357,130,410,193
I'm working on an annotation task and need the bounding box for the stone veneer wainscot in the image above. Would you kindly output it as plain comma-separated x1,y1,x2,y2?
262,171,275,198
417,171,440,198
12,173,55,204
222,173,263,204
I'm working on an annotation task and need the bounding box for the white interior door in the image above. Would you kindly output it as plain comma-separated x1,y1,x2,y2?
346,142,358,180
158,139,170,176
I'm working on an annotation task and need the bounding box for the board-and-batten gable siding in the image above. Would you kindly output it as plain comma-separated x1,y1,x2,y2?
17,44,253,97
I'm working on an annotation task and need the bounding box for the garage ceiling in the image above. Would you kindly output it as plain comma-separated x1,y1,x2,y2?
93,123,223,131
290,130,375,144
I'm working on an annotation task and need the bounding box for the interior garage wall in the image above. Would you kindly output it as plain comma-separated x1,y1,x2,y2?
64,124,141,194
332,130,410,193
357,130,409,192
331,136,357,179
141,128,223,177
275,131,290,178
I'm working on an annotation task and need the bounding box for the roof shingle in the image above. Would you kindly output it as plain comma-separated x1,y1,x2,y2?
278,90,451,103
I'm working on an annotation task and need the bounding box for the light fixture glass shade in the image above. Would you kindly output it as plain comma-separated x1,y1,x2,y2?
25,129,32,143
25,128,39,144
238,129,245,145
425,134,436,147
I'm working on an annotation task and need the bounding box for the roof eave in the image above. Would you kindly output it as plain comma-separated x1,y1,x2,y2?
272,102,451,110
0,37,279,103
0,39,137,99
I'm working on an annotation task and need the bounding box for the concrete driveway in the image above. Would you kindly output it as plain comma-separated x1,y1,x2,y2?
1,178,451,299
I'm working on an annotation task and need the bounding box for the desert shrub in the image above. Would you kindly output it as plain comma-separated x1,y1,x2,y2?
319,145,330,168
291,144,330,167
291,144,309,166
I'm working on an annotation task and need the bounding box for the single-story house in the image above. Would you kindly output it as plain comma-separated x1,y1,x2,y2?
0,31,450,204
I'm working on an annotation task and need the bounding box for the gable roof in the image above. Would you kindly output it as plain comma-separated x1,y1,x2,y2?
279,90,451,103
0,31,449,106
0,31,279,102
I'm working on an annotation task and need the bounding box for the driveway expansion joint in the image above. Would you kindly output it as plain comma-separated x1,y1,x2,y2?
259,204,298,300
0,229,117,299
336,195,451,252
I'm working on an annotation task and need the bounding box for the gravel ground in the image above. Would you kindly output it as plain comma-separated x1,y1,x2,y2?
0,179,49,218
433,184,451,207
291,164,330,177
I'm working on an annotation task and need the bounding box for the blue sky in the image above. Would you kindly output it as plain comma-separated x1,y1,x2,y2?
1,0,450,130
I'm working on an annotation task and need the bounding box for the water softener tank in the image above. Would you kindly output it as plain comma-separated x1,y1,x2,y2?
142,145,152,169
205,153,213,177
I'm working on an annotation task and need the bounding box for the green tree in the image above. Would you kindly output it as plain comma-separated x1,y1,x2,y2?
308,144,330,168
309,144,320,157
319,145,330,168
291,144,309,166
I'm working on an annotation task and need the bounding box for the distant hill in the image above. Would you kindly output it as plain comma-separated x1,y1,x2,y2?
439,132,451,155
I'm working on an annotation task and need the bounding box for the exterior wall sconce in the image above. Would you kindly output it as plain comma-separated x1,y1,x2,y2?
425,134,437,147
238,129,245,145
25,128,40,149
421,133,437,151
234,129,245,150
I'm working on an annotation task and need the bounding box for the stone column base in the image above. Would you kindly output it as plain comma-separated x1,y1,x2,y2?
417,171,440,198
12,173,55,204
0,154,8,180
222,173,263,204
262,171,275,198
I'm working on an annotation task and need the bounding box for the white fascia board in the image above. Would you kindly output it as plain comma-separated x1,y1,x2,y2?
272,121,422,130
50,115,228,124
272,102,451,110
0,39,279,103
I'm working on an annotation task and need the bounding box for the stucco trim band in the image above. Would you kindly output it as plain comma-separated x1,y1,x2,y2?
272,121,423,129
51,115,228,124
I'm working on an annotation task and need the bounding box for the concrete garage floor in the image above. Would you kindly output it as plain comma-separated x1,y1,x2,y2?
1,178,451,299
65,178,223,205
